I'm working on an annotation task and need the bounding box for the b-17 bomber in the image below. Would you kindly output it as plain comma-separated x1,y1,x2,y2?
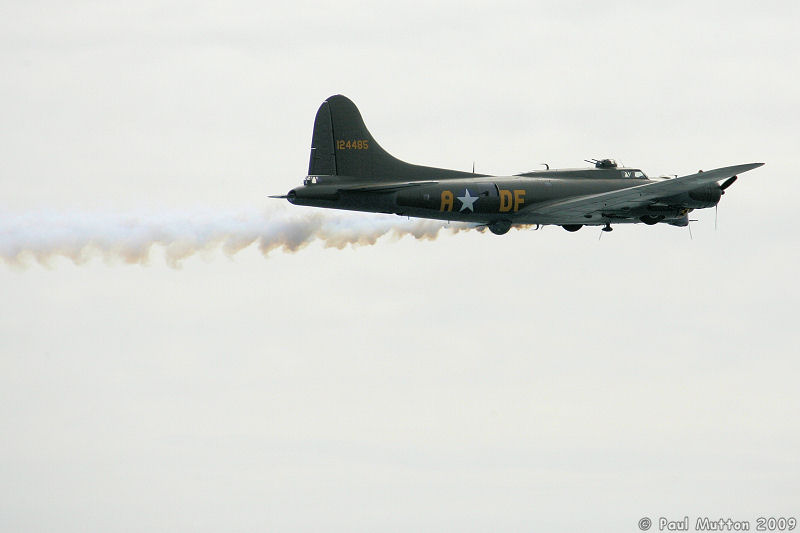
272,95,763,235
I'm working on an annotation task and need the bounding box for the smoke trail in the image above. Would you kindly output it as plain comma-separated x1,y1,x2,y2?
0,207,478,267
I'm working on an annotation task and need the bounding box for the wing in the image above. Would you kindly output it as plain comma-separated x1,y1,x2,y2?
527,163,763,218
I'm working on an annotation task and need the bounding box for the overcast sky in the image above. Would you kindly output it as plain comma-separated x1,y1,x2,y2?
1,1,799,532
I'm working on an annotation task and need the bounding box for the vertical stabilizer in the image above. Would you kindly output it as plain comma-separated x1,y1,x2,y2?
307,95,481,181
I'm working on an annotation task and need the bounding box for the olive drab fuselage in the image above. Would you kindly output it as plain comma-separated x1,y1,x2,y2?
287,170,695,227
276,95,763,232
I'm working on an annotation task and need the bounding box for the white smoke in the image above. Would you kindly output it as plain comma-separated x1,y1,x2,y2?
0,207,478,267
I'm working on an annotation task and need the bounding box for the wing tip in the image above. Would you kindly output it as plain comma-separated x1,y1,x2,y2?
725,162,764,175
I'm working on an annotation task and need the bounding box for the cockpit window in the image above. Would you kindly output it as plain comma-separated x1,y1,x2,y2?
303,176,320,185
622,170,647,178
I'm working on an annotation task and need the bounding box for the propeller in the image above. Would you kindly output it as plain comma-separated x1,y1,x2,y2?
715,175,737,231
719,175,738,194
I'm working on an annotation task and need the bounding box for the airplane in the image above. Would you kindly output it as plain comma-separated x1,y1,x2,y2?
271,95,763,235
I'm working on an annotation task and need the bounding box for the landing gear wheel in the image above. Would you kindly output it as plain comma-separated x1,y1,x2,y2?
562,224,583,232
488,220,512,235
602,223,613,232
639,215,663,225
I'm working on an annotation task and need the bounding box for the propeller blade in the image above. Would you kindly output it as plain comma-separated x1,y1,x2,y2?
719,175,738,193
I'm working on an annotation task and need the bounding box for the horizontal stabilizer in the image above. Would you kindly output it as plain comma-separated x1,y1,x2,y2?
338,181,437,193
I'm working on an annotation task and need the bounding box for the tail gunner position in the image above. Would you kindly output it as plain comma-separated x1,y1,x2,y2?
272,95,763,235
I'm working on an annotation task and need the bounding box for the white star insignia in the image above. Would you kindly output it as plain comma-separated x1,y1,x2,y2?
457,189,479,212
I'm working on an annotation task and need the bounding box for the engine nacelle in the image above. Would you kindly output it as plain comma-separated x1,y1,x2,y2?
687,183,722,208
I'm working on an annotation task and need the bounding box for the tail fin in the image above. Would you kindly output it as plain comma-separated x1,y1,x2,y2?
308,95,479,181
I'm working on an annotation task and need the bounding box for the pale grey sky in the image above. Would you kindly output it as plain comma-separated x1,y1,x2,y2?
1,1,798,532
